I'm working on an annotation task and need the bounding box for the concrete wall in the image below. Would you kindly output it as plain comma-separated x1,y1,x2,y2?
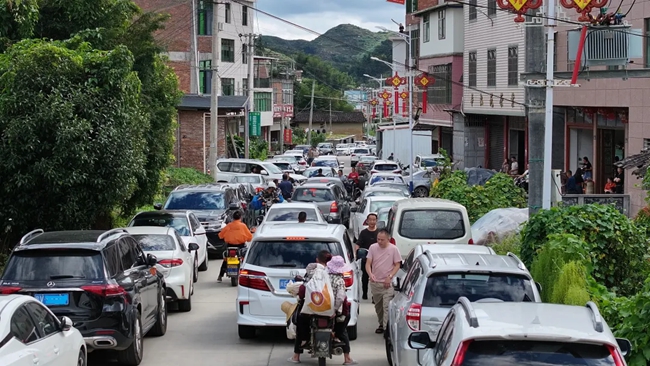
419,6,463,56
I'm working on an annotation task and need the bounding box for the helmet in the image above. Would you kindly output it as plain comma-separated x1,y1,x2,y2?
266,182,276,189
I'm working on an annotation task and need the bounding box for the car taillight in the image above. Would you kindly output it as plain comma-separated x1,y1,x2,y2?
343,270,353,287
468,238,474,244
0,286,21,294
390,237,396,245
606,345,625,366
451,340,472,366
158,259,183,267
351,154,356,157
317,318,329,328
330,202,338,213
241,202,247,210
228,249,238,257
300,161,306,165
406,303,421,330
394,170,402,174
239,269,270,291
371,170,378,174
81,284,129,302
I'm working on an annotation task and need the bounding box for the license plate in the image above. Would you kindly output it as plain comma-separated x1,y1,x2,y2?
34,293,69,306
227,257,240,265
227,266,239,276
279,279,291,290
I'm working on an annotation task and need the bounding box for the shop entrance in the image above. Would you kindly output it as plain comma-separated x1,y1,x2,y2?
597,128,625,192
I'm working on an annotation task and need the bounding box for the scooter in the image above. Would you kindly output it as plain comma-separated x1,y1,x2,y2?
308,316,344,366
223,246,246,286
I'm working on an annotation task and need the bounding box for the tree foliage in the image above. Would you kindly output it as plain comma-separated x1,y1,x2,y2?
293,53,356,112
0,0,39,51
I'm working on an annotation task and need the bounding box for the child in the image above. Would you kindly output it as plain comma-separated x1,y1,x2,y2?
604,177,616,194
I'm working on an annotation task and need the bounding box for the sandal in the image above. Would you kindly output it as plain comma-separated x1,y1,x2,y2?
375,326,384,334
287,357,301,364
343,360,358,365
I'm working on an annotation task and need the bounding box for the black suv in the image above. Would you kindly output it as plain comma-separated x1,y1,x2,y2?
155,184,251,258
0,228,167,365
292,182,352,227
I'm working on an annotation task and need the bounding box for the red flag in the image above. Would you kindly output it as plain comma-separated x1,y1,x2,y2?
422,91,427,114
372,106,376,119
387,0,405,4
383,102,388,117
394,90,399,114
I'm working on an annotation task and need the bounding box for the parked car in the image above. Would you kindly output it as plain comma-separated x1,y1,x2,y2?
350,196,407,241
370,160,402,175
0,229,167,365
350,148,371,167
125,226,198,312
302,166,337,178
356,155,378,176
304,177,348,196
380,198,474,257
403,170,437,197
266,159,294,175
129,210,209,272
368,173,407,187
273,154,306,173
359,186,410,203
317,142,334,155
408,298,631,366
292,182,352,226
215,158,306,183
229,173,267,191
236,223,361,340
336,143,352,155
0,294,86,366
413,154,446,171
262,202,327,224
371,182,411,197
311,156,343,170
386,252,541,366
282,151,308,172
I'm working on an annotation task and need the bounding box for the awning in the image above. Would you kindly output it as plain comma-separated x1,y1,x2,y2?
178,94,248,110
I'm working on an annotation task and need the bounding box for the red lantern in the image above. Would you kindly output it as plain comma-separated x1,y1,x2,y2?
414,73,433,114
496,0,543,22
400,91,409,117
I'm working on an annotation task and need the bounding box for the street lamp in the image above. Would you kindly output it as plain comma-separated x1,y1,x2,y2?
372,26,414,192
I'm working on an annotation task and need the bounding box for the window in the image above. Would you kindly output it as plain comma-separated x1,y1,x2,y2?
242,78,248,94
427,64,452,104
225,3,231,23
242,5,248,26
646,18,650,67
487,48,497,87
508,46,518,86
246,241,343,268
407,0,419,13
644,138,650,150
468,51,477,87
242,44,248,64
2,249,104,281
410,29,420,60
130,215,191,237
293,188,335,202
221,39,235,62
438,10,446,40
26,302,59,337
488,0,497,16
118,239,138,270
423,14,430,43
398,209,464,239
132,234,177,251
197,0,213,35
11,306,39,344
461,341,616,365
199,60,212,94
469,0,477,20
434,313,456,364
222,78,234,95
423,272,535,306
254,92,272,111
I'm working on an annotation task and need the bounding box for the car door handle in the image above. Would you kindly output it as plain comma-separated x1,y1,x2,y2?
33,357,39,364
53,346,59,354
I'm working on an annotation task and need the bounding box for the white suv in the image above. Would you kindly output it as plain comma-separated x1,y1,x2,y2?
408,298,632,366
236,223,362,340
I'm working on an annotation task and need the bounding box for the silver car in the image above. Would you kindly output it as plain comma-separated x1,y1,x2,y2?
386,251,542,366
291,182,352,225
403,170,437,197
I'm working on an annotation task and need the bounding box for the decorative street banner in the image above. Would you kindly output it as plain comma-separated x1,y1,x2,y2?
386,73,406,114
386,0,406,4
400,91,409,117
283,128,292,144
414,73,433,114
496,0,543,22
249,111,261,136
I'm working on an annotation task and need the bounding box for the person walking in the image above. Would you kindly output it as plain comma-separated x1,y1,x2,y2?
278,173,293,202
355,213,379,300
365,229,401,334
217,210,252,282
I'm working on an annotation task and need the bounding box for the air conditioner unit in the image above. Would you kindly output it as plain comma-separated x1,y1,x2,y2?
218,22,224,31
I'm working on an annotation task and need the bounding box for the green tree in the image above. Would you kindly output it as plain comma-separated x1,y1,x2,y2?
0,39,147,234
0,0,39,51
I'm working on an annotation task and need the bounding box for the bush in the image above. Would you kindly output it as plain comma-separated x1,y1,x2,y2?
430,171,527,223
521,204,650,297
488,234,521,256
634,206,650,237
550,261,591,305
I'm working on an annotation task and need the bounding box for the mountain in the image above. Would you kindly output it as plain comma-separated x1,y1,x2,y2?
258,24,393,83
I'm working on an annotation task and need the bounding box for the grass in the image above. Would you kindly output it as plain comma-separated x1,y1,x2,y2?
488,234,521,257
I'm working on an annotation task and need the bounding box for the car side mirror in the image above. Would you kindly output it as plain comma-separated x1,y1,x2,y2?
188,243,200,251
356,248,368,260
146,253,158,266
59,316,73,332
408,331,436,349
153,203,163,210
377,221,386,229
260,170,269,175
350,207,357,212
535,281,542,294
616,338,631,357
228,203,239,210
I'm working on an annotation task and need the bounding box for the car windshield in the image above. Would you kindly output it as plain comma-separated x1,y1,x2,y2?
366,190,406,198
293,188,335,202
260,163,283,174
247,241,343,268
305,168,334,177
130,215,191,236
370,175,405,185
132,234,176,251
360,157,377,163
370,200,399,212
460,341,615,366
373,183,409,195
399,209,465,239
266,208,321,222
273,162,292,169
231,175,262,184
164,192,226,210
374,164,399,171
378,210,389,223
423,272,536,307
313,160,338,167
354,149,369,154
3,249,104,281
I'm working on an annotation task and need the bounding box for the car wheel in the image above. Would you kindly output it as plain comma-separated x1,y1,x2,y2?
178,293,192,312
148,290,167,336
77,348,87,366
238,325,256,339
413,186,429,197
116,312,143,366
347,324,358,341
385,326,394,366
193,255,199,283
198,255,209,272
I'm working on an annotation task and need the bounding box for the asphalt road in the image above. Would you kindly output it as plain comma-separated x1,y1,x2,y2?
89,155,389,366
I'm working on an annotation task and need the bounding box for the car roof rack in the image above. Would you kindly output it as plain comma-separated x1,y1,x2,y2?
507,252,527,271
423,251,438,268
457,296,480,328
585,301,604,332
97,229,129,243
20,229,44,245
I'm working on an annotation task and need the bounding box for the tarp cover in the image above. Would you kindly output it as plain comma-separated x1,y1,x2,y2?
471,207,529,245
465,167,496,186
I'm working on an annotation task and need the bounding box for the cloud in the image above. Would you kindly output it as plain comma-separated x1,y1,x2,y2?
255,1,405,40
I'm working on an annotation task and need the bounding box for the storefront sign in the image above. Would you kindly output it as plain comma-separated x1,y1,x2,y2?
273,104,294,118
249,112,261,136
283,128,292,144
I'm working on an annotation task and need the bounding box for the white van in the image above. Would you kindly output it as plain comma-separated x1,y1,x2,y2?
380,198,473,258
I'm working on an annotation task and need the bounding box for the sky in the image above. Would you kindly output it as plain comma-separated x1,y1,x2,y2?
255,0,404,40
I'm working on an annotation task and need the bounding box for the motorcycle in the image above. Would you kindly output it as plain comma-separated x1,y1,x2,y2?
344,180,361,201
223,246,247,286
308,316,344,366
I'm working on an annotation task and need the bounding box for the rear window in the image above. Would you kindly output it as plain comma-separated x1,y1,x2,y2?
293,188,335,202
305,169,334,177
423,273,535,307
374,164,399,171
399,209,465,239
132,234,176,251
313,160,337,167
164,192,225,210
460,341,615,365
273,162,292,169
3,250,104,281
130,216,191,237
370,175,405,185
370,200,398,213
354,149,369,154
247,241,343,268
267,208,321,222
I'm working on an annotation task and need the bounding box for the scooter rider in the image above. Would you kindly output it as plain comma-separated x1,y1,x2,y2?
250,182,284,211
217,210,252,283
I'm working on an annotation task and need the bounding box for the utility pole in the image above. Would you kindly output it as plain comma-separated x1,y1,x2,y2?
246,33,255,158
329,100,332,135
208,0,220,180
307,80,315,146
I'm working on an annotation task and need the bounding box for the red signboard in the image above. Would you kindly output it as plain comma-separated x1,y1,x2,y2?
387,0,405,4
283,128,292,144
273,104,294,118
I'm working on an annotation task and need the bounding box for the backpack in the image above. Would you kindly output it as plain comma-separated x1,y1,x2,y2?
300,265,335,317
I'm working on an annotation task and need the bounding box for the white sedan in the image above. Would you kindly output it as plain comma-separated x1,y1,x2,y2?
0,294,86,366
350,195,407,240
125,226,198,312
262,202,327,224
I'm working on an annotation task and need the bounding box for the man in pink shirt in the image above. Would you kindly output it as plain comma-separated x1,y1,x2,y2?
365,229,401,334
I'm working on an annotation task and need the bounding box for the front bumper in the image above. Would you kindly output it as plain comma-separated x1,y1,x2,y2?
206,232,227,256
